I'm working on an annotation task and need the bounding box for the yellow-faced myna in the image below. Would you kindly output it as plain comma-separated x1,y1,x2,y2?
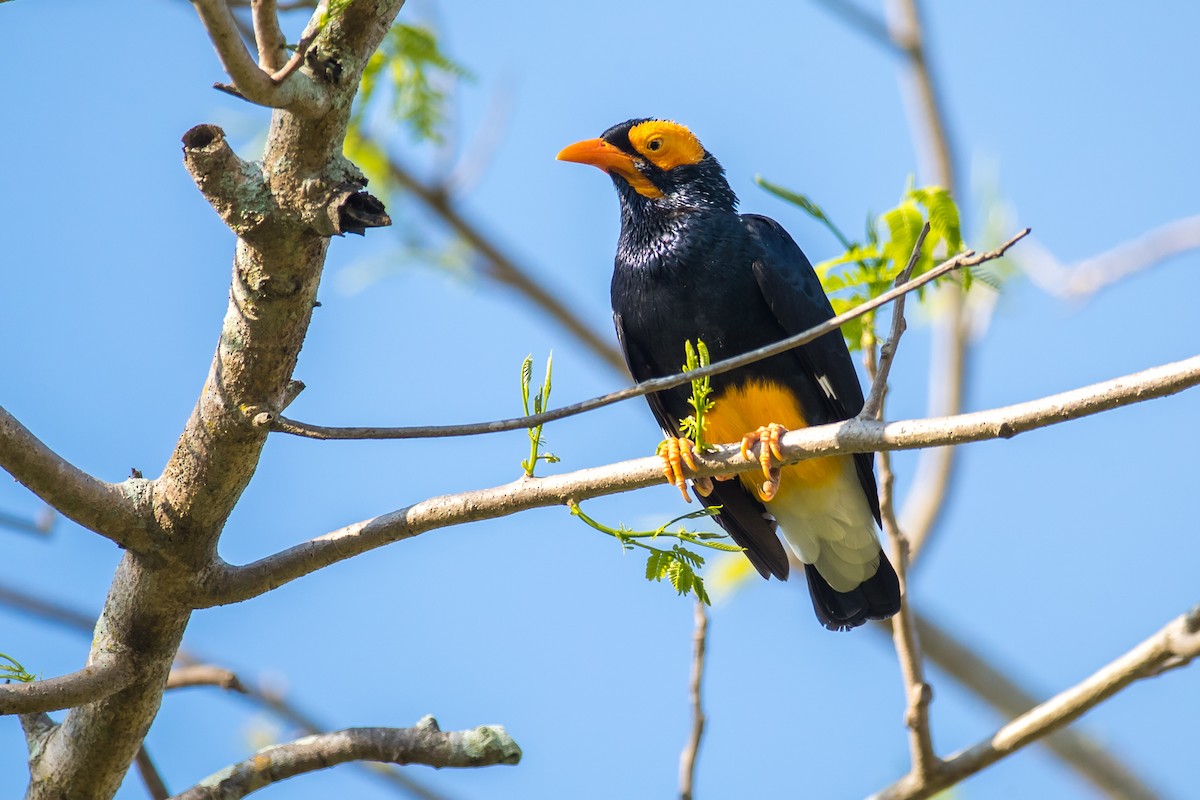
559,119,901,630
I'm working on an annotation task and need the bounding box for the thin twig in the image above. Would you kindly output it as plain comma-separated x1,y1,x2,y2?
250,0,288,71
882,0,968,566
271,230,1029,441
0,506,54,536
0,581,96,632
860,230,939,781
206,351,1200,607
269,28,318,83
870,605,1200,800
679,600,708,800
860,223,929,421
135,745,171,800
901,611,1162,800
166,664,246,693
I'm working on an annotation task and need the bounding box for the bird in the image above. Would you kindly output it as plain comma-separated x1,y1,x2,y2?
557,118,901,630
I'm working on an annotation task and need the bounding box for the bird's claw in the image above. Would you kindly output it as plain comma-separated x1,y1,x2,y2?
657,437,711,503
740,423,787,502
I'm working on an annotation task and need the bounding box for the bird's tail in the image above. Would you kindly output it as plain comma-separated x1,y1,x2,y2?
804,553,900,631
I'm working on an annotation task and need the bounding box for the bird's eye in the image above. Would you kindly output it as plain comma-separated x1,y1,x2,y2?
647,138,663,151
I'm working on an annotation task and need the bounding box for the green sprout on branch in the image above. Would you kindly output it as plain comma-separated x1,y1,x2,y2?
756,177,980,351
520,352,560,477
678,339,715,451
569,502,743,605
1,652,36,683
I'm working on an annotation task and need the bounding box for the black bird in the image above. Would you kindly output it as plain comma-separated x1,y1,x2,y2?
558,119,900,630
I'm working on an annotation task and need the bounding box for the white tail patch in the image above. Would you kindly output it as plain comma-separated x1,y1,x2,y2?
766,458,882,593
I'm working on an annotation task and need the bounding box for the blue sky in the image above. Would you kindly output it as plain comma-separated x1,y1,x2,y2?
1,1,1197,798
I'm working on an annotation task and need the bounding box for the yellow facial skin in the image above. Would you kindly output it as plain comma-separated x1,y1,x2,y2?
557,120,706,199
626,120,705,172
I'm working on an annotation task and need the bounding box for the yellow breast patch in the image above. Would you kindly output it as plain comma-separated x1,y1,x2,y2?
705,379,843,502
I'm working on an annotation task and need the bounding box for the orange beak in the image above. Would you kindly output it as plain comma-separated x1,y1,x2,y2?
557,137,664,199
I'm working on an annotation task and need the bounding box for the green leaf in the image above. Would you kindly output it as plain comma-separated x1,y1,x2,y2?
756,176,855,251
672,545,705,569
667,558,694,596
645,551,668,581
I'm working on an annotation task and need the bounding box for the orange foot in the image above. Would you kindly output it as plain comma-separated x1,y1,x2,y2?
657,437,713,503
740,423,788,501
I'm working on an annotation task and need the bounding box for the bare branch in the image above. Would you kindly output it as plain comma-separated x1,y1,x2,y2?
871,605,1200,800
204,353,1200,607
883,0,968,565
0,504,54,536
271,230,1029,442
879,454,939,780
861,223,928,421
364,135,628,375
171,717,521,800
251,0,288,71
0,575,441,800
0,653,136,715
135,746,171,800
23,3,408,795
678,601,708,800
1019,213,1200,299
903,611,1162,800
166,664,246,693
860,246,939,781
0,405,152,552
809,0,900,53
191,0,329,115
0,581,95,634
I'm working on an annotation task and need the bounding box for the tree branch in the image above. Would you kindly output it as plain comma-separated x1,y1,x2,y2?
250,0,288,72
23,3,407,796
860,223,927,421
166,664,246,693
871,605,1200,800
271,230,1028,442
0,654,136,715
0,575,443,800
862,231,939,782
0,581,96,633
0,405,153,553
134,746,171,800
1019,213,1200,299
170,717,521,800
862,0,969,566
202,353,1200,607
901,610,1162,800
191,0,329,115
678,601,707,800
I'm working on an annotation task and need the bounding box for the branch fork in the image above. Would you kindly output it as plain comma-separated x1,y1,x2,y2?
192,0,331,116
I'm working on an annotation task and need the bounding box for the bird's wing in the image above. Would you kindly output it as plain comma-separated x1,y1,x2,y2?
614,311,791,580
742,213,882,525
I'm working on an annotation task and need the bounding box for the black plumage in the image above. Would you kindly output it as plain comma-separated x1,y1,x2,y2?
561,119,900,630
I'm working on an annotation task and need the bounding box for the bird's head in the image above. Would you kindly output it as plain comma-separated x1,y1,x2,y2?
557,119,737,212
